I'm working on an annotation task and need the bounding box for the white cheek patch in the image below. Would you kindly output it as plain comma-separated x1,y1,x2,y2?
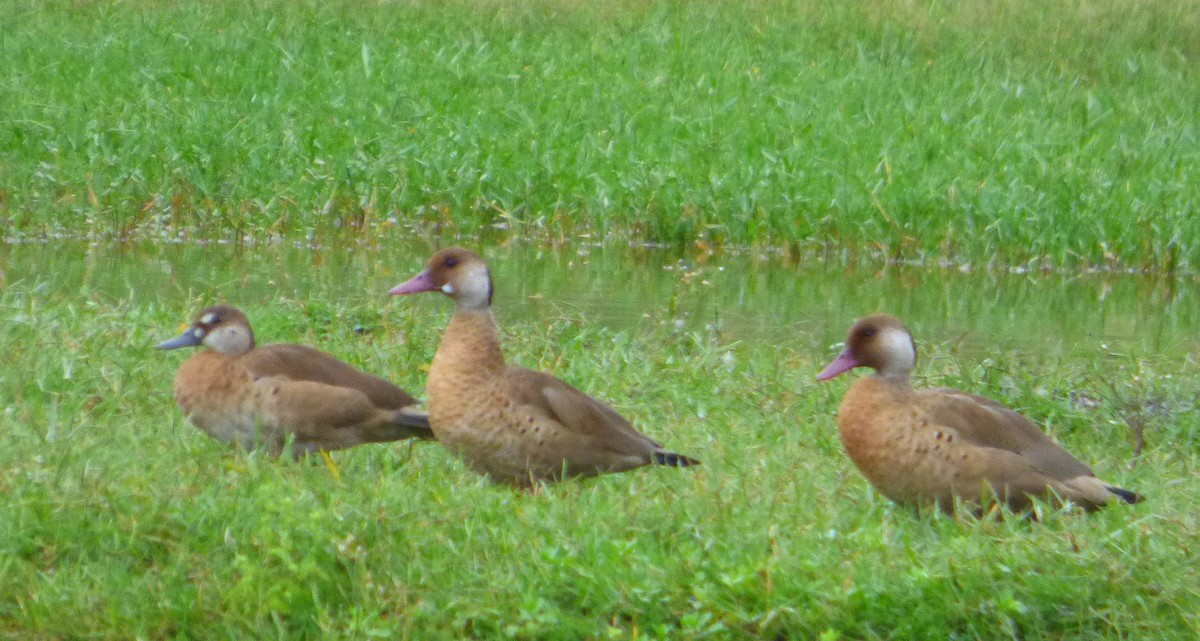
878,327,916,370
442,283,455,295
200,313,217,324
207,326,252,354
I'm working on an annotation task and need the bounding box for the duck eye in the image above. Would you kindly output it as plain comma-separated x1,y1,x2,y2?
444,257,459,268
862,328,877,338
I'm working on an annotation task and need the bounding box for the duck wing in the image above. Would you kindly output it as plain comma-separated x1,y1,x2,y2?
503,366,665,461
918,387,1095,481
242,343,418,409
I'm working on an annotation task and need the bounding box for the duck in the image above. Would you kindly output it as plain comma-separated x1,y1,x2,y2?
157,305,433,456
388,247,698,486
817,314,1143,513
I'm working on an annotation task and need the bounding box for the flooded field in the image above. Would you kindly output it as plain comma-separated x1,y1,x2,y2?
1,236,1195,639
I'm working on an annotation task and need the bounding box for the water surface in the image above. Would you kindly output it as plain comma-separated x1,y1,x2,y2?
3,238,1198,362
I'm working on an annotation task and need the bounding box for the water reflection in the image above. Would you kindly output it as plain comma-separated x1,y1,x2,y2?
2,238,1197,360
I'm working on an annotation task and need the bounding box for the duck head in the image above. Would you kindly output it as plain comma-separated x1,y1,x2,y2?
157,305,256,355
817,314,916,381
389,247,493,311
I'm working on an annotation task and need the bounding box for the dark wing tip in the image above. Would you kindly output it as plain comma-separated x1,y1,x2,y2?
1106,485,1144,505
653,450,700,467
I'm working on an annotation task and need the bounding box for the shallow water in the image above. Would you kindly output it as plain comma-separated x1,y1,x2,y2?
3,238,1199,361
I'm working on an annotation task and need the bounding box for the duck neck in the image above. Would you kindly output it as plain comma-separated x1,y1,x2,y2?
872,369,914,389
432,308,507,378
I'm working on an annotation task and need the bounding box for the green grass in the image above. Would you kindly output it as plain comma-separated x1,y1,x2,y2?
2,0,1200,270
0,282,1195,639
2,0,1199,635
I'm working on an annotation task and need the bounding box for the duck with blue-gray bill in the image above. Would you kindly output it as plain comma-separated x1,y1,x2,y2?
158,305,432,457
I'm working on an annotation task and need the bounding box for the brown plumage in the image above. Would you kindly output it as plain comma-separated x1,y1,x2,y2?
817,314,1142,513
157,305,432,456
389,247,698,486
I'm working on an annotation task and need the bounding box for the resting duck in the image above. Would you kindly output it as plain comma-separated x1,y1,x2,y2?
157,305,432,456
389,247,698,486
817,314,1142,513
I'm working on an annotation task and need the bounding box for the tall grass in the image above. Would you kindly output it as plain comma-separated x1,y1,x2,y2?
2,0,1199,269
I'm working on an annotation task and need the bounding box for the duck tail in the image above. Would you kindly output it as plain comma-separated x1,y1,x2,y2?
1106,485,1144,505
653,450,700,467
391,407,435,440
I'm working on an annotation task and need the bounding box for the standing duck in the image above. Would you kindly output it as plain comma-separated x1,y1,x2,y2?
389,247,698,486
158,305,432,456
817,314,1142,512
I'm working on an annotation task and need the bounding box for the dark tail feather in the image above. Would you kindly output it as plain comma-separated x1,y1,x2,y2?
653,450,700,467
1107,485,1144,504
391,407,435,440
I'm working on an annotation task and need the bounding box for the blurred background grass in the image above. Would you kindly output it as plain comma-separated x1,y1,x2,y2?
2,0,1198,270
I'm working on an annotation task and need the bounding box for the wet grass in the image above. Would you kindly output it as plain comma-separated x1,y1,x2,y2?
0,281,1195,639
3,0,1200,270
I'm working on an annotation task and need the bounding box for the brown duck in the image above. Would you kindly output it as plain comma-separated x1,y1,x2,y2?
389,247,698,486
157,305,432,456
817,314,1142,512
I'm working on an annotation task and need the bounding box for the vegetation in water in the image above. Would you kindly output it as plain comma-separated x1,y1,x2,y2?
2,0,1200,270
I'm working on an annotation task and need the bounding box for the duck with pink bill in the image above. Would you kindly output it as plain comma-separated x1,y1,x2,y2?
818,314,1143,513
389,247,699,487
